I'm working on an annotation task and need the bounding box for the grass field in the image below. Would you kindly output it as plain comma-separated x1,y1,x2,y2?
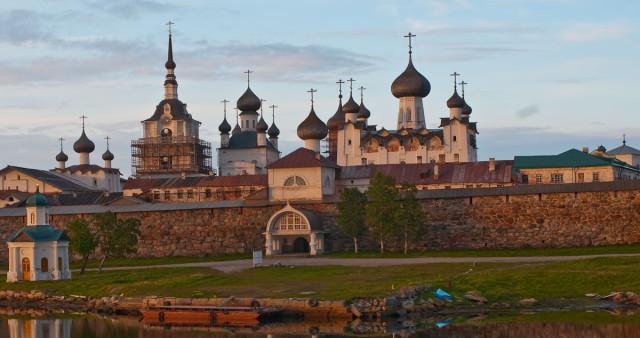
0,256,638,304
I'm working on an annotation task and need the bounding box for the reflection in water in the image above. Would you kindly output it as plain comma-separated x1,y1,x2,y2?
0,310,640,337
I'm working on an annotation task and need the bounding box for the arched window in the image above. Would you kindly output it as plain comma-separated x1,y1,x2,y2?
30,213,35,224
41,257,48,273
274,212,308,231
284,175,306,186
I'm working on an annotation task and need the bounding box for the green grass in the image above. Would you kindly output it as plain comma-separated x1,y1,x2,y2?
68,253,252,269
1,256,639,303
325,243,640,258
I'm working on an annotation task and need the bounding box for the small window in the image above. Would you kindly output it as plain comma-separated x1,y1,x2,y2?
453,136,457,142
153,192,160,200
30,213,35,224
187,190,193,198
17,175,20,180
593,172,599,182
361,158,367,165
417,156,423,163
536,174,542,183
41,257,48,273
522,175,529,184
164,191,170,200
551,174,564,183
93,179,97,186
58,257,63,271
177,190,184,198
252,120,255,128
205,189,211,198
235,189,241,197
348,140,352,145
454,154,459,163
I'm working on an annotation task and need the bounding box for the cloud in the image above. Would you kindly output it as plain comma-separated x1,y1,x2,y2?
0,10,58,45
85,0,180,20
560,21,631,42
516,104,540,119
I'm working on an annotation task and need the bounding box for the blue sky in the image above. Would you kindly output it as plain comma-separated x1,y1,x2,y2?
1,0,638,177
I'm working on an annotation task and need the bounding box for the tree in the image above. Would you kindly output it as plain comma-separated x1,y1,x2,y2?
337,187,368,254
92,211,141,274
397,183,425,254
365,172,399,254
66,218,98,275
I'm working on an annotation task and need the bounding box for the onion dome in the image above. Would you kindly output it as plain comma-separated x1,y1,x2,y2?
462,99,472,115
327,100,345,132
218,117,231,134
26,187,49,207
232,123,241,135
73,130,95,153
237,87,261,112
268,122,280,138
56,150,68,162
298,107,328,140
256,116,268,132
102,149,114,161
391,56,431,98
342,94,360,114
357,100,371,119
165,34,176,70
446,89,464,108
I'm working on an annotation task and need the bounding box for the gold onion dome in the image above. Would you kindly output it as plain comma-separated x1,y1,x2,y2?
298,107,328,140
237,87,261,112
446,89,465,108
391,57,430,98
73,130,95,153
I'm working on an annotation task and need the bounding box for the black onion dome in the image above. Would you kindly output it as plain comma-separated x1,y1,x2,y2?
391,57,430,98
73,130,95,153
219,117,232,134
327,100,345,132
56,151,68,162
102,149,114,161
357,101,371,119
256,116,268,132
446,89,464,108
237,87,261,112
232,123,241,135
298,107,328,140
462,99,472,115
267,123,280,137
342,95,360,114
165,34,176,70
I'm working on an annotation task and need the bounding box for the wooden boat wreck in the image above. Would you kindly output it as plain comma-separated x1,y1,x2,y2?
140,305,281,325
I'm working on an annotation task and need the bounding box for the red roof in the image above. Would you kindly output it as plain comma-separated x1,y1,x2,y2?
197,175,267,187
337,160,513,185
266,147,340,169
123,175,268,190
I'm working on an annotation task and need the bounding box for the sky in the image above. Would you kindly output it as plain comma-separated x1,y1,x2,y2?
1,0,638,178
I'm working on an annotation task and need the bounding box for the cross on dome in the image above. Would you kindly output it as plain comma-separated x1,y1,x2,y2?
244,69,253,87
221,99,229,118
260,99,267,114
58,137,65,150
459,81,468,97
307,88,317,106
347,78,356,94
404,32,416,54
269,105,278,122
450,72,460,89
336,79,344,98
166,21,174,35
105,136,111,149
80,115,87,129
359,86,367,101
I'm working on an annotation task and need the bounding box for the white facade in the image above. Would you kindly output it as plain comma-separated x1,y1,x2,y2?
264,202,326,256
268,166,335,202
219,146,280,176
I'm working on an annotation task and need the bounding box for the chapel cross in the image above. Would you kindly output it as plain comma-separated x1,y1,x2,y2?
166,21,175,35
80,115,87,129
260,99,267,114
347,78,356,94
459,81,468,97
221,99,229,117
336,79,344,97
358,86,367,101
244,70,253,86
404,32,416,54
105,136,111,149
58,137,65,150
450,72,460,89
269,105,278,122
308,88,317,106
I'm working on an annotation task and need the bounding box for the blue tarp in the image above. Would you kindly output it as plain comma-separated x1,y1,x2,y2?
433,288,452,300
436,318,453,328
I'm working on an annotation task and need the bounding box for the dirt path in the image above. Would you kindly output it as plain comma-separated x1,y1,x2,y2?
81,253,640,273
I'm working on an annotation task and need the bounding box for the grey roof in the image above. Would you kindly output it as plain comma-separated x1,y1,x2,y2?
606,144,640,156
226,130,277,150
0,166,100,193
293,207,324,232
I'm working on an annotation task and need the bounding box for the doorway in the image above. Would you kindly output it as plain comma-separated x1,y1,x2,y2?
22,258,30,281
292,237,310,253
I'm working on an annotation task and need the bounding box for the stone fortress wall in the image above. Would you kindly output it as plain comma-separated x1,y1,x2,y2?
1,180,639,263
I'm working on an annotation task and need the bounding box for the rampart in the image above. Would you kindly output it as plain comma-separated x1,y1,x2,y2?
1,180,639,263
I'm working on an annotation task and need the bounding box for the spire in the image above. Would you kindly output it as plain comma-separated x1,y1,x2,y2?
164,22,178,99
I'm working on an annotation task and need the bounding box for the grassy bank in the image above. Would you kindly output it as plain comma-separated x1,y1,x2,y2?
0,256,638,303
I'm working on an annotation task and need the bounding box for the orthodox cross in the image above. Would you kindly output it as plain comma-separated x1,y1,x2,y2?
58,137,65,150
166,21,175,35
244,69,253,86
80,115,87,129
358,86,367,101
336,79,344,98
221,99,229,118
404,32,416,54
260,99,267,114
450,72,460,89
105,136,111,149
269,105,278,123
347,78,356,94
308,88,317,106
459,81,468,98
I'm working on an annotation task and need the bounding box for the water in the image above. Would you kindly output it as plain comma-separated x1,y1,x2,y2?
1,309,640,337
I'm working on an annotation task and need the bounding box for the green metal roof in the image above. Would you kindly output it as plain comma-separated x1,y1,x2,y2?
512,149,640,175
6,225,69,243
25,188,49,207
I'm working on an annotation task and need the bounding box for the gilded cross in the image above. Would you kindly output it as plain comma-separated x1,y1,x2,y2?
244,69,253,86
166,21,175,35
450,72,460,89
459,81,468,98
347,78,356,94
404,32,416,54
308,88,317,106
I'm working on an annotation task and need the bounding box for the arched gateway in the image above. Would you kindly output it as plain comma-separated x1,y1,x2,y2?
264,202,325,255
